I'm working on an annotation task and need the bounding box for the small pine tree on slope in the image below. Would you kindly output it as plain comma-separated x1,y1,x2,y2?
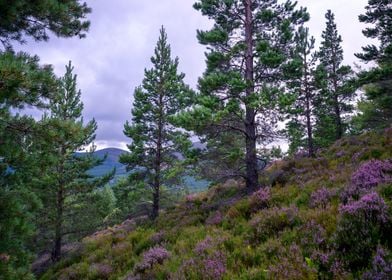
120,27,193,220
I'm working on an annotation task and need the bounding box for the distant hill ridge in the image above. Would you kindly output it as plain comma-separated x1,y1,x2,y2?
77,148,128,178
78,147,209,192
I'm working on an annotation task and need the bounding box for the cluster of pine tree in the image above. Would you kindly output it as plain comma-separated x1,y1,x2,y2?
0,1,115,278
118,0,392,222
1,0,392,278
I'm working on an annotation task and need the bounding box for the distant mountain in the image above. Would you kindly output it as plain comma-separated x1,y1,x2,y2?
79,147,209,191
77,148,128,178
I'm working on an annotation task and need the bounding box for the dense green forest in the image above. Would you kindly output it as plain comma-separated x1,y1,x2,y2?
1,0,392,279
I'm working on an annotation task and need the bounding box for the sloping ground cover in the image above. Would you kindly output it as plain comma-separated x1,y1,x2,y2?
41,128,392,280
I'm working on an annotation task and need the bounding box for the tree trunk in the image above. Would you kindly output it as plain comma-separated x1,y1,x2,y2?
304,52,314,157
152,185,159,220
332,58,343,139
152,136,161,220
244,0,258,192
52,147,65,262
52,186,63,262
305,93,314,157
333,91,343,139
152,91,163,220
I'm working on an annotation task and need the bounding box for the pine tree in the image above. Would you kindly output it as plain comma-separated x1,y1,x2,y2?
120,27,193,220
315,10,355,145
0,0,90,50
284,26,317,156
183,0,308,191
197,130,245,182
35,62,113,262
0,114,43,279
0,51,57,280
0,1,91,274
357,0,392,63
354,0,392,129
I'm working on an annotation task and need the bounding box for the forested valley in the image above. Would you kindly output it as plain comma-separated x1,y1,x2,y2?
1,1,392,279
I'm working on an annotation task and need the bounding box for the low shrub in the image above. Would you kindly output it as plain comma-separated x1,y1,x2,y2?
249,206,301,243
309,187,335,208
89,262,113,278
353,160,392,187
134,246,171,273
173,235,227,280
226,199,251,220
268,245,317,280
249,187,271,211
201,251,227,280
310,250,351,280
205,211,223,226
341,160,392,203
335,192,390,271
362,246,392,280
298,220,327,255
150,230,165,245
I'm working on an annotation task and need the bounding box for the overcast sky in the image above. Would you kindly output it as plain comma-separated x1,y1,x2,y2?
21,0,370,150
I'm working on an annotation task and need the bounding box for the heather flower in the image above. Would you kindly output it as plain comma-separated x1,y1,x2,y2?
205,211,223,226
362,246,392,280
310,250,350,278
329,259,350,279
174,251,226,280
310,187,334,208
175,236,227,280
150,231,165,244
202,251,226,279
250,187,271,210
185,194,198,202
351,160,392,189
194,236,214,255
336,150,345,158
310,250,331,267
342,159,392,202
135,246,171,273
335,192,390,270
89,263,113,277
352,152,361,162
299,220,327,249
268,245,317,279
339,192,389,224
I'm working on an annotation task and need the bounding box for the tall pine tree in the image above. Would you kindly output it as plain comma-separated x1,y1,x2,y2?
36,62,113,262
284,26,317,156
314,10,355,146
182,0,308,191
354,0,392,129
120,27,193,220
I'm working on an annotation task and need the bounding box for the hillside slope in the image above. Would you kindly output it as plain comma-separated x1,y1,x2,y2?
41,129,392,280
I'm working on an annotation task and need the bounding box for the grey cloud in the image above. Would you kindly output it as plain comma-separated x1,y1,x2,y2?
18,0,370,149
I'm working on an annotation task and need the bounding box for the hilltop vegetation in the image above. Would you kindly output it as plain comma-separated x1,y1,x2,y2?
39,128,392,279
2,0,392,278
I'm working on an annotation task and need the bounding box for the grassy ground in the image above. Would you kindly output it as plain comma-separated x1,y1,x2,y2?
40,128,392,280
